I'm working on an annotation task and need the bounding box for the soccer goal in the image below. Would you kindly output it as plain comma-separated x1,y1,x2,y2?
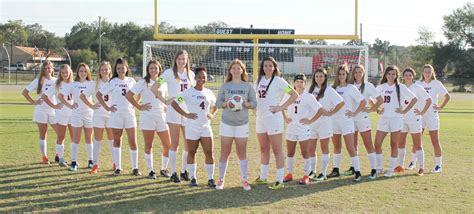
143,41,368,84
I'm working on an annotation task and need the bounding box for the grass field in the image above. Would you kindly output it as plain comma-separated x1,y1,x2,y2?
0,87,473,213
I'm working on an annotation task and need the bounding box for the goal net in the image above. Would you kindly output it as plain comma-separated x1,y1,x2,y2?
143,41,368,87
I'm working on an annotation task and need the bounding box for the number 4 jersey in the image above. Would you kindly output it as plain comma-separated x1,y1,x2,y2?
99,77,136,114
175,87,216,127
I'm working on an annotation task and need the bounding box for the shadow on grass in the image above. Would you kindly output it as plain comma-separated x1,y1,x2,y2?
0,163,419,212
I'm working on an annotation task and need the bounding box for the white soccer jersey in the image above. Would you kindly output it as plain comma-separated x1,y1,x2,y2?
83,80,112,117
308,86,344,122
419,80,448,115
99,77,136,114
160,68,195,99
353,82,381,121
376,83,416,118
283,91,322,134
25,77,58,112
45,82,72,116
255,76,293,118
61,81,95,114
176,87,216,127
334,84,365,119
130,79,167,116
403,83,431,122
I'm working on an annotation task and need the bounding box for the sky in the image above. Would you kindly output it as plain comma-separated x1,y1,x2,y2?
0,0,469,46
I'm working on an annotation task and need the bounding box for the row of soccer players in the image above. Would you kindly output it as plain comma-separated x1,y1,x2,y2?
22,52,449,190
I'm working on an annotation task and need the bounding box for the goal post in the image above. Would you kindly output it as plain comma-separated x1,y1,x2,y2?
143,41,369,86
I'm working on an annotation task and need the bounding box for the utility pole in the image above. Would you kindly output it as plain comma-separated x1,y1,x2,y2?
360,23,363,45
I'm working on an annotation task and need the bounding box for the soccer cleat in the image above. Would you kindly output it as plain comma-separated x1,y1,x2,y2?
376,168,384,175
327,168,340,178
254,177,268,185
160,169,170,178
407,161,416,170
180,170,191,181
148,171,157,180
58,158,68,167
132,168,142,176
416,168,424,176
268,181,285,190
89,165,99,174
368,169,377,180
54,154,60,163
113,163,116,171
432,165,442,173
353,171,362,182
299,175,310,185
216,179,224,190
189,178,198,187
311,173,327,182
242,180,251,191
42,156,50,165
384,170,394,177
394,166,405,174
87,160,94,169
342,167,355,176
170,172,181,183
208,179,216,189
283,173,293,183
69,162,78,171
308,171,315,177
113,169,121,176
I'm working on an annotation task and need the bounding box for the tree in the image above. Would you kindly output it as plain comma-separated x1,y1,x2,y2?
65,22,96,50
193,21,229,34
308,39,327,45
0,20,29,46
70,48,97,70
442,2,474,47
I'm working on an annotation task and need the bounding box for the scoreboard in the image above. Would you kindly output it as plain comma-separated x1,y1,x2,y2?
214,28,295,62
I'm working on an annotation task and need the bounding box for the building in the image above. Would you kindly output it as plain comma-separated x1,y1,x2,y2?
0,45,67,70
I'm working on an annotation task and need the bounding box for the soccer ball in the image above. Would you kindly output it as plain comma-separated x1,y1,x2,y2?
228,94,244,112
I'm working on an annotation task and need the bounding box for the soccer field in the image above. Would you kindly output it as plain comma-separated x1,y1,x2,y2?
0,86,473,213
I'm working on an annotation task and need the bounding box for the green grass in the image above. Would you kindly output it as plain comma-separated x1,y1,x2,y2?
0,89,473,212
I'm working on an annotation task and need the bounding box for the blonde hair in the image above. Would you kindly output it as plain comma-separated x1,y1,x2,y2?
421,64,437,81
225,59,248,82
55,64,73,90
350,64,366,94
96,61,112,90
36,60,54,94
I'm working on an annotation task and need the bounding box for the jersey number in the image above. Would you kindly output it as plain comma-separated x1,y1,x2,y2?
294,106,298,114
121,88,127,96
180,84,188,92
104,95,109,102
383,95,391,103
258,90,267,98
199,101,205,110
67,95,72,101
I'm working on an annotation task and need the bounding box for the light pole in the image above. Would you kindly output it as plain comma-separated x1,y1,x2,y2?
2,43,11,84
99,32,106,63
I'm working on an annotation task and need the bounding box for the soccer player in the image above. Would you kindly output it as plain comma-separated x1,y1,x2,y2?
215,59,257,190
58,63,95,171
96,58,140,176
329,65,365,182
151,50,195,183
22,60,57,164
414,64,450,173
308,68,344,182
254,57,298,190
350,65,383,179
374,65,417,177
282,74,323,185
126,60,171,179
81,61,115,174
398,67,432,176
42,64,74,167
171,67,218,188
